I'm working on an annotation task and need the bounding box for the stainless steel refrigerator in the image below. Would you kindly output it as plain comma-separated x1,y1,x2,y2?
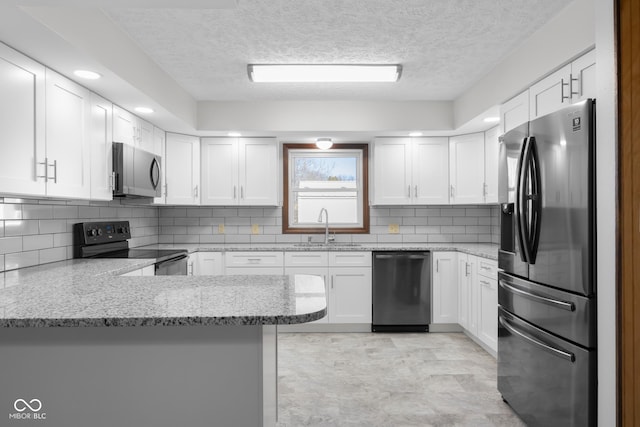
497,99,596,427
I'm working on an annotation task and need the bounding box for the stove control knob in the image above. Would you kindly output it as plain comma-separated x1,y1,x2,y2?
124,227,130,234
87,229,97,237
97,229,103,236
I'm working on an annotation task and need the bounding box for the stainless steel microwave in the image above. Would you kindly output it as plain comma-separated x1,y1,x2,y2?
112,142,161,198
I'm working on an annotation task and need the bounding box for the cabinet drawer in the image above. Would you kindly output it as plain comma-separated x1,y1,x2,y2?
284,251,328,267
329,252,372,267
477,258,498,279
224,251,284,267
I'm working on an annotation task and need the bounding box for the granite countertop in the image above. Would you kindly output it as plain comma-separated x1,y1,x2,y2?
0,259,326,328
142,242,499,260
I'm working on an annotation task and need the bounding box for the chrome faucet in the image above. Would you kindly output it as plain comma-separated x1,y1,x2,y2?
317,208,332,244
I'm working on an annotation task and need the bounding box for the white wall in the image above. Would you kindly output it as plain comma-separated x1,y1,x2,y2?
453,0,596,128
595,0,617,424
197,101,453,133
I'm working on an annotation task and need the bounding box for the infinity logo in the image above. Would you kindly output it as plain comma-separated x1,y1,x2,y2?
13,399,42,412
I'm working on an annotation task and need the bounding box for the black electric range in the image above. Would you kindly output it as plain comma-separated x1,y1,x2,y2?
73,221,188,275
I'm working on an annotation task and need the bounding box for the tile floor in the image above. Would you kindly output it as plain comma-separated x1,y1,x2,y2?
277,332,526,427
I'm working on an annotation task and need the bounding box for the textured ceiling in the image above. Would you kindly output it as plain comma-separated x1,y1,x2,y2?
105,0,573,101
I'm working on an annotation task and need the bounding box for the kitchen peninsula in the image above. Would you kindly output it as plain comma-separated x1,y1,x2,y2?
0,259,326,427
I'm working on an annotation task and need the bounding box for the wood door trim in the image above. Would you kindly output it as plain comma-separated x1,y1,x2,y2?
618,0,640,424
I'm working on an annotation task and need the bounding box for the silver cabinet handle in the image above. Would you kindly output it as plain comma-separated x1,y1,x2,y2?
561,78,570,102
234,186,237,199
450,185,455,199
110,171,116,191
241,186,244,199
499,280,575,311
49,160,57,183
408,185,411,198
465,262,470,277
479,279,491,287
436,259,439,273
414,185,418,198
194,185,198,198
570,74,580,97
499,315,575,362
331,275,334,289
36,157,48,181
483,183,488,197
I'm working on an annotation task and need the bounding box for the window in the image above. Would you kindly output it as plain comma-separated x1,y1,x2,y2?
283,143,369,234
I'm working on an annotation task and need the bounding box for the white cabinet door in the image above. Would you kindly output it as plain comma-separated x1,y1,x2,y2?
372,138,411,205
138,119,155,153
483,126,499,204
239,138,278,205
0,43,46,196
329,267,372,324
89,93,113,201
165,133,200,205
45,69,91,199
457,254,470,330
112,105,136,146
201,137,239,205
153,127,166,204
449,133,485,204
571,49,596,102
500,90,529,135
477,275,498,352
412,137,450,204
286,265,329,324
431,252,458,324
193,252,223,276
529,64,572,120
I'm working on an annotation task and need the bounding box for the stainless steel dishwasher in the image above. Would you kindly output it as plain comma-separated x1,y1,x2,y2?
372,251,431,332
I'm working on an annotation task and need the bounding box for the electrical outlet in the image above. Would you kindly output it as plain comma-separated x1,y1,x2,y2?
388,224,400,234
218,224,225,234
251,224,260,234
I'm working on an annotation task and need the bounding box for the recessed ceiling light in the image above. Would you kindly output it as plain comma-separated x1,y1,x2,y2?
248,64,402,83
316,138,333,150
228,132,242,137
483,117,500,123
409,132,423,137
134,107,154,114
73,70,101,80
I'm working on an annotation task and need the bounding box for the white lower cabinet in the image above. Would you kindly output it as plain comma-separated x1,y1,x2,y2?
328,252,372,324
476,258,498,353
224,252,284,275
121,265,155,277
431,252,458,324
457,253,477,334
284,252,329,324
190,252,223,276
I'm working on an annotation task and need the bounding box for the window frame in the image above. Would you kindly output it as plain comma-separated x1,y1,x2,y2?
282,143,369,234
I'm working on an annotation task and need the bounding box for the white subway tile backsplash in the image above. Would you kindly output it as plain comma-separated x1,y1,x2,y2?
415,208,442,217
454,234,478,243
427,217,453,226
0,254,4,272
0,237,22,254
0,204,22,220
402,217,428,226
441,226,467,234
23,234,54,251
52,205,79,219
390,208,415,217
175,217,200,226
377,234,403,243
174,235,199,244
225,234,251,244
188,226,213,235
39,219,67,234
199,234,224,244
78,206,101,218
440,208,467,217
187,208,213,218
453,217,479,226
0,221,4,237
415,226,442,234
53,233,73,248
22,204,53,219
39,247,67,264
5,220,39,236
5,250,39,270
225,217,251,225
466,208,491,216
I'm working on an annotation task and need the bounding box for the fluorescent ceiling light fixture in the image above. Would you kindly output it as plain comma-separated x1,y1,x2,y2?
134,107,154,114
227,132,242,137
483,117,500,123
248,64,402,83
73,69,101,80
316,138,333,150
409,132,423,137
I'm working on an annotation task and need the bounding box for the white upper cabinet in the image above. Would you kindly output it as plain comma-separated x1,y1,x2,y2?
412,137,450,204
89,93,113,201
483,126,499,204
44,69,91,199
112,105,155,153
0,43,46,197
165,133,200,205
112,105,136,147
500,90,529,135
449,133,485,205
373,137,449,205
372,138,412,205
201,137,278,206
529,50,596,120
153,127,167,204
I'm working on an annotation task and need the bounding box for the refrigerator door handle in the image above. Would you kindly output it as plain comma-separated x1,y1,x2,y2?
499,279,576,311
527,137,542,263
516,137,532,263
499,315,575,362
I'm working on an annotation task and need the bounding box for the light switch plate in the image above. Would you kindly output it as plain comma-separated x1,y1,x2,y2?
218,224,225,234
388,224,400,234
251,224,260,234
